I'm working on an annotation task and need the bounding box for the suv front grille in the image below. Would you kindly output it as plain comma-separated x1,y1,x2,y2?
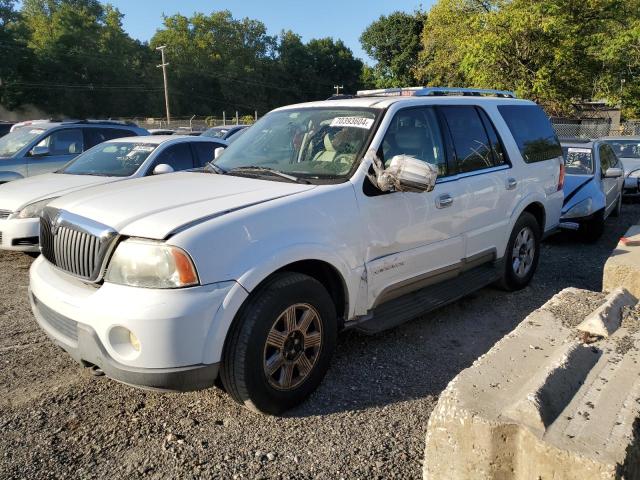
0,209,11,220
40,208,118,282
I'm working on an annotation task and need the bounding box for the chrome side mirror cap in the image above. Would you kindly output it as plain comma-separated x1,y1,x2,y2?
214,147,225,159
152,163,174,175
604,167,623,178
30,145,49,157
367,151,438,193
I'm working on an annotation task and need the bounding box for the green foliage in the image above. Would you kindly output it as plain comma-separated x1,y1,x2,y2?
416,0,640,117
0,2,365,118
360,10,425,87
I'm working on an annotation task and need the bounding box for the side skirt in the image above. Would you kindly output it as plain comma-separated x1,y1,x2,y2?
348,258,504,335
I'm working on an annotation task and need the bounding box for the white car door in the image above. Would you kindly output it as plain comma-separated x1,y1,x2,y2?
439,106,516,261
355,106,465,309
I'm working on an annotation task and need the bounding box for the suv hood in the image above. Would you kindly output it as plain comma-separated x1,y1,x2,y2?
49,172,316,239
0,173,118,212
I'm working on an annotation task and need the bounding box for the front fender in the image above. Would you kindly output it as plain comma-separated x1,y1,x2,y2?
0,171,24,183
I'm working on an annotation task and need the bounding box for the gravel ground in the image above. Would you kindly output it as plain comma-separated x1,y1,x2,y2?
1,202,639,480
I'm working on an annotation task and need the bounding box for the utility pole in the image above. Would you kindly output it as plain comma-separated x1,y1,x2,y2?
156,45,171,125
334,85,344,95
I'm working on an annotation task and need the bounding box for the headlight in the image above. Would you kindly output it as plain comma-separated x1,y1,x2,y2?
563,197,593,219
9,197,58,219
104,239,199,288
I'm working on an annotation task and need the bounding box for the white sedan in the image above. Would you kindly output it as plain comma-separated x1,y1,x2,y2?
0,135,227,252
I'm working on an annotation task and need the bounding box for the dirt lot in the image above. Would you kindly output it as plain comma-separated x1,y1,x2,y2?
1,203,639,480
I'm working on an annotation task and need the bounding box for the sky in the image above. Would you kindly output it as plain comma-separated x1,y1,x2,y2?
107,0,433,63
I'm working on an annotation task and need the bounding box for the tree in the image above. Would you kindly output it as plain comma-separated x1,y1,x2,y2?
360,11,425,87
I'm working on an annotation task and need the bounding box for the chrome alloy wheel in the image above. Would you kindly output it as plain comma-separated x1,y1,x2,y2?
512,226,535,278
263,303,323,390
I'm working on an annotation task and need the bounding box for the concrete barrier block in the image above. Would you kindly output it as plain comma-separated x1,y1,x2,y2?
604,226,640,298
576,288,637,338
424,288,640,480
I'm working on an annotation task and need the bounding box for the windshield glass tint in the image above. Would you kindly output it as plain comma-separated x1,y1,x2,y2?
214,108,377,178
562,146,593,174
0,128,44,157
604,140,640,159
61,142,157,177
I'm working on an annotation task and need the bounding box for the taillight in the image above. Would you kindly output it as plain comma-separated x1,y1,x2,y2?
557,160,565,191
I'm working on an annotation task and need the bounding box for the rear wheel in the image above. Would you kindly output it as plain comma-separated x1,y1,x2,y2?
220,272,337,415
498,212,541,291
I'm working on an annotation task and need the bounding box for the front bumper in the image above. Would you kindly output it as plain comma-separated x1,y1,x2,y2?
29,256,238,391
559,209,603,230
0,217,39,252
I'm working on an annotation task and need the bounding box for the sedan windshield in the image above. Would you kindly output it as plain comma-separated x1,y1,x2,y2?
0,128,44,157
202,127,227,139
213,108,378,179
60,142,157,177
603,140,640,159
562,146,593,174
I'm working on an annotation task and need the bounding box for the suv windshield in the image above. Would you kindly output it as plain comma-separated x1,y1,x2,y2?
60,142,157,177
0,128,45,157
562,146,593,174
603,140,640,159
213,108,378,179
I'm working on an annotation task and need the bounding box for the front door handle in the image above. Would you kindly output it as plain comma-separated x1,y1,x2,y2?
436,193,453,209
506,177,518,190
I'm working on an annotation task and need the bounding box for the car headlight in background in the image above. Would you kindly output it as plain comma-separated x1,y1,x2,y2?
9,197,58,219
563,197,593,219
104,239,199,288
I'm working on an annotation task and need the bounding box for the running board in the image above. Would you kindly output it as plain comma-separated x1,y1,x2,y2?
351,260,503,335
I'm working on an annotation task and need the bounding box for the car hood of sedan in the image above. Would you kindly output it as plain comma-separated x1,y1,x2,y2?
620,157,640,175
562,173,594,207
48,172,316,239
0,173,120,212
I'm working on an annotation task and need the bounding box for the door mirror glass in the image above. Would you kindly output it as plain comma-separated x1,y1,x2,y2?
604,167,623,178
214,146,225,159
369,151,438,193
30,145,50,157
152,163,174,175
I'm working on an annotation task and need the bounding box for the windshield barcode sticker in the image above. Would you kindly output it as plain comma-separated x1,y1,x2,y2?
330,117,374,129
567,148,591,154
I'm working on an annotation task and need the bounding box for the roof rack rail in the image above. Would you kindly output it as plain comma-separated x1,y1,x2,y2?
356,87,517,99
61,119,139,127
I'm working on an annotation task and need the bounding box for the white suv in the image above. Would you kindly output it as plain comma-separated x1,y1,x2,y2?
29,88,564,414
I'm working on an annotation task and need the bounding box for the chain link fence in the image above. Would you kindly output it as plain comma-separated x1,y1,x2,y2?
552,121,640,138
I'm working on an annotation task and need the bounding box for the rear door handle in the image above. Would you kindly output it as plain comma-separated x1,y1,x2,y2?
506,177,518,190
436,193,453,209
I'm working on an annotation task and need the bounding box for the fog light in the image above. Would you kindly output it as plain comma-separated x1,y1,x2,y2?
129,331,141,352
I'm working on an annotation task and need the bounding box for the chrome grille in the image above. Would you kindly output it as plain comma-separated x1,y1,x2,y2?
0,209,11,220
40,207,118,282
32,294,78,342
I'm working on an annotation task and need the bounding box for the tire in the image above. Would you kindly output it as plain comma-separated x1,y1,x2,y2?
498,212,541,291
579,211,605,243
610,194,622,218
220,272,337,415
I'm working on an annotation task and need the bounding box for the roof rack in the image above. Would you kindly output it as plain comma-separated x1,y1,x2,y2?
61,119,139,127
355,87,517,99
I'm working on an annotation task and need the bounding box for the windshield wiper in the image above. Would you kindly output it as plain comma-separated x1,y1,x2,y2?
226,166,310,184
204,162,227,174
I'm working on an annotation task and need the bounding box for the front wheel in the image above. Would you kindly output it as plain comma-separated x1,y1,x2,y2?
498,212,541,291
220,272,337,415
579,211,605,243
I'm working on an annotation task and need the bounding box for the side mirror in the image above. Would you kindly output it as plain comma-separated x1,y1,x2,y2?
383,155,438,193
152,163,174,175
30,145,49,157
214,147,225,159
604,167,623,178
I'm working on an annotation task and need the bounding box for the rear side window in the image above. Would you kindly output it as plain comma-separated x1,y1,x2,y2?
440,106,498,174
84,128,136,149
192,142,223,167
498,105,562,163
102,128,137,140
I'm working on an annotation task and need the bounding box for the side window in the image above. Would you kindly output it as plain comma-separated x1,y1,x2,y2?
477,108,508,166
599,145,616,172
83,128,108,149
380,107,447,176
192,142,221,167
440,106,495,174
150,143,195,173
36,128,83,155
498,105,562,163
103,128,137,141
